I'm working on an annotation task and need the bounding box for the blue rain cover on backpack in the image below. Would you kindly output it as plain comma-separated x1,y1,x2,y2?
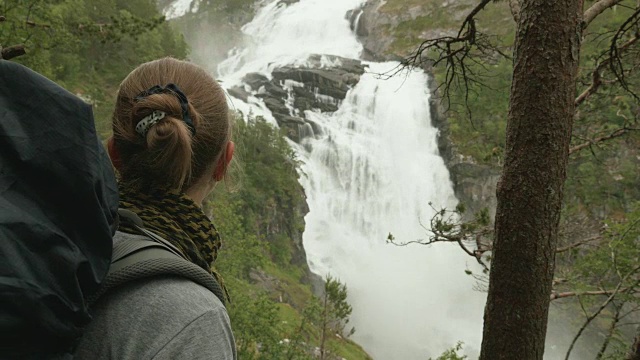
0,60,119,358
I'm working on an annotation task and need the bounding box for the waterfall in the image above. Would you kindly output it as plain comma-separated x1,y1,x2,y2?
213,0,486,358
297,64,486,359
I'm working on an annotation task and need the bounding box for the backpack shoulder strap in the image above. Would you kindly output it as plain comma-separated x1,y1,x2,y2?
88,235,226,307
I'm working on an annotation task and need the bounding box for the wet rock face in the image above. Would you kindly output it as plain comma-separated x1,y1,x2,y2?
427,75,501,222
277,0,299,6
356,0,405,61
228,54,366,142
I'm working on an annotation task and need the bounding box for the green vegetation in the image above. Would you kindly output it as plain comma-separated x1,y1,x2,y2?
1,0,187,136
210,117,370,359
429,342,467,360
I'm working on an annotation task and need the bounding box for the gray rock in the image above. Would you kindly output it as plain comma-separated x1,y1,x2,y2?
272,67,356,100
277,0,299,6
243,72,270,90
236,55,365,142
306,54,366,75
427,72,500,224
261,97,290,117
227,86,250,102
356,0,404,61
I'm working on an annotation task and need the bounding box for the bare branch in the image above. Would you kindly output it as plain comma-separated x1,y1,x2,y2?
610,7,640,101
0,44,26,60
553,278,568,286
25,20,51,29
555,235,602,253
583,0,625,29
595,301,624,360
378,0,508,115
569,126,640,155
564,265,640,360
550,287,634,300
389,205,493,270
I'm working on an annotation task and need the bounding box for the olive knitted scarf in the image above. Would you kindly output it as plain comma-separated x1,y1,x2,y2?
118,186,229,301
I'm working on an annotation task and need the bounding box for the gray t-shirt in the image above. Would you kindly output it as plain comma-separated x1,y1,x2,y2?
74,232,237,360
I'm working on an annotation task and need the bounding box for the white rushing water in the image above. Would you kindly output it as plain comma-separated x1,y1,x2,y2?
213,0,487,358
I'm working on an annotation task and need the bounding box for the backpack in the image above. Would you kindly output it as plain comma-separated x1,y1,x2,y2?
93,209,226,308
0,60,224,359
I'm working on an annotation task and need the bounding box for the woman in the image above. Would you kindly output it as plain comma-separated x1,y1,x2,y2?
74,58,237,360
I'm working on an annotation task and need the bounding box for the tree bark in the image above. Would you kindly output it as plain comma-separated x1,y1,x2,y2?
479,0,583,359
628,326,640,360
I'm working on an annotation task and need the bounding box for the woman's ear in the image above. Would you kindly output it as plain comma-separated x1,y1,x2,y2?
107,137,123,171
213,141,235,181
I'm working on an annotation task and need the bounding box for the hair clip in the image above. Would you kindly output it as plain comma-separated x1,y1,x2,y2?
135,110,166,136
135,83,195,136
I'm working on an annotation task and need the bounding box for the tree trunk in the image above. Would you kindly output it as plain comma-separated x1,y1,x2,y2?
320,290,328,360
627,326,640,360
479,0,583,359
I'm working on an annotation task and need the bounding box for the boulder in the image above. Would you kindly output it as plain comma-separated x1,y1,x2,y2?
227,86,250,102
236,55,365,142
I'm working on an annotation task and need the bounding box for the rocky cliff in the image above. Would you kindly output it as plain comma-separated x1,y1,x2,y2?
356,0,501,219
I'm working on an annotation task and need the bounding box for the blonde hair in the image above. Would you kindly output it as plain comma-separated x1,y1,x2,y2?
112,58,230,191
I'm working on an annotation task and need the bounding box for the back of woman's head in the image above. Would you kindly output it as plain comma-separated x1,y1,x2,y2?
112,57,230,191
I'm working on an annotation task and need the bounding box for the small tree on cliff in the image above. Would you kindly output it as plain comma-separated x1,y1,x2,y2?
319,275,354,360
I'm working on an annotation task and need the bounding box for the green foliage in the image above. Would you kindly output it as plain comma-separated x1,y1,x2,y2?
233,117,306,264
429,342,467,360
209,118,368,359
209,196,267,280
574,203,640,281
1,0,188,136
323,275,354,337
226,286,289,360
284,300,321,360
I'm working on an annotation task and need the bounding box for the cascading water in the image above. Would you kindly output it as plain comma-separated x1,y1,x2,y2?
212,0,488,358
297,65,487,359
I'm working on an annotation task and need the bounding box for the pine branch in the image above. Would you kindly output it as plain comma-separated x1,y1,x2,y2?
550,288,634,300
564,267,640,360
569,126,639,155
595,301,623,360
610,7,640,102
555,235,602,252
583,0,625,29
575,34,638,107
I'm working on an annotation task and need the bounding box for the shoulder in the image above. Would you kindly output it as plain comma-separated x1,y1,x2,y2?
75,276,235,360
108,275,226,317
